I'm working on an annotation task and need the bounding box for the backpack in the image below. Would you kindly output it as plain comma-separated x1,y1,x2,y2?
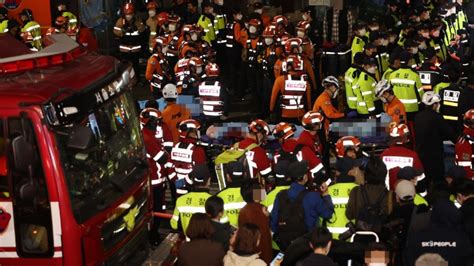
274,190,309,251
355,186,388,233
214,142,259,190
274,144,305,170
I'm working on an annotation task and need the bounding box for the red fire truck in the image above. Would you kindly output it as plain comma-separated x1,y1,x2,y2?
0,34,152,265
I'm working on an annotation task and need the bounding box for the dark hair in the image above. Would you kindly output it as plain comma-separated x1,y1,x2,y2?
310,227,332,249
240,179,260,203
144,99,159,110
205,196,224,219
459,180,474,197
187,0,198,7
233,223,261,256
186,213,214,240
365,157,387,185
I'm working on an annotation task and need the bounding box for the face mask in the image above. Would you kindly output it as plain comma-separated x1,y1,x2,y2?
216,0,224,6
369,26,379,31
249,26,257,34
264,38,273,45
389,36,396,43
331,89,338,99
162,46,168,54
254,9,263,14
196,66,203,74
414,17,420,22
418,42,427,50
169,24,176,32
236,14,243,20
148,10,156,17
359,29,367,36
125,15,133,21
191,33,198,41
297,30,305,38
368,66,376,74
410,47,418,54
382,39,389,46
421,32,430,38
380,96,388,103
302,14,309,21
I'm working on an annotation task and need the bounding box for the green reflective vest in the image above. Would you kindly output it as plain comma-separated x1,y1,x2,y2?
414,194,428,206
382,67,395,80
344,66,360,110
351,36,365,63
433,82,450,94
0,20,8,33
355,71,377,115
61,11,78,29
389,68,423,112
198,15,215,44
213,14,226,33
171,191,212,234
21,21,43,51
326,182,358,239
217,187,245,227
430,39,448,62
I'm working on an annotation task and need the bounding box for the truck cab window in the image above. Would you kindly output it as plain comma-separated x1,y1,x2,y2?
8,117,53,257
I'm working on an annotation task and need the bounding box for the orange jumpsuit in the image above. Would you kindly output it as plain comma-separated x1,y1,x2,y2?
274,57,316,91
313,91,344,133
162,102,191,143
385,97,407,125
270,74,311,118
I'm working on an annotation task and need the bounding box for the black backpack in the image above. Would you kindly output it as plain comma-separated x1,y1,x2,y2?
356,186,388,233
275,189,309,251
274,144,305,169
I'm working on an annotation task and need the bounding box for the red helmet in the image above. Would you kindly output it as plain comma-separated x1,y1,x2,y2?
189,56,204,67
55,16,68,27
168,14,181,24
190,25,203,33
272,15,288,27
140,108,162,126
302,111,324,130
335,136,361,158
262,25,276,38
182,24,193,34
178,119,201,138
146,1,158,10
205,63,220,77
249,119,270,136
248,18,262,27
273,122,296,140
389,123,411,144
123,3,135,15
284,37,303,55
152,36,168,50
157,12,169,26
180,44,199,58
284,55,304,72
464,109,474,128
296,20,310,32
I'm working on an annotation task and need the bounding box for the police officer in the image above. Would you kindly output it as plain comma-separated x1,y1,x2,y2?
19,9,42,51
455,109,474,179
171,119,207,195
0,7,10,33
416,47,443,92
199,63,229,120
389,52,423,121
216,162,247,228
198,2,216,44
170,164,213,234
430,20,448,62
382,51,401,80
351,21,367,62
146,36,173,99
355,57,380,118
375,79,407,125
345,53,364,113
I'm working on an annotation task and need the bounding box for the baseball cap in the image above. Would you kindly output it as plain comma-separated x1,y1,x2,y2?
395,180,416,201
397,166,423,181
363,57,377,66
423,47,436,60
287,160,308,181
446,165,467,180
190,164,211,184
274,160,290,179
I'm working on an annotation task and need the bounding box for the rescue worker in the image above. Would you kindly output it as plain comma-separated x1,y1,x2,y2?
143,100,175,152
57,2,78,37
414,91,457,183
351,21,367,62
146,36,173,99
156,11,169,40
171,119,207,195
198,63,229,120
113,3,145,81
146,1,160,52
270,55,311,122
216,162,246,228
416,47,443,92
0,7,10,33
272,122,299,166
375,79,407,125
326,157,359,239
181,56,206,96
261,25,282,119
140,108,176,244
198,2,216,44
170,164,212,234
389,52,423,121
212,0,227,70
296,20,314,62
381,124,425,189
165,14,182,72
225,8,245,97
455,109,474,179
175,45,198,90
19,9,42,51
297,111,326,182
237,119,272,182
46,16,68,36
243,19,263,100
249,2,271,27
334,136,362,159
382,51,401,81
345,52,364,113
161,84,191,143
272,15,290,44
187,25,211,61
354,57,380,118
313,76,345,136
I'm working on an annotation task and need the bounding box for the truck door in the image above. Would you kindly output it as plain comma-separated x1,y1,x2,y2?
0,114,61,264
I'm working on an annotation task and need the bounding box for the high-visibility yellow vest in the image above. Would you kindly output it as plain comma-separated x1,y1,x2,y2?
217,187,246,227
351,36,365,62
198,15,215,44
326,182,358,239
389,68,423,113
355,71,377,115
170,191,212,234
344,66,360,110
21,21,43,51
0,20,8,33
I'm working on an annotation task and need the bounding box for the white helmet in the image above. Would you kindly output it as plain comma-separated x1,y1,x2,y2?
162,83,178,99
422,91,441,106
322,76,339,89
375,79,392,98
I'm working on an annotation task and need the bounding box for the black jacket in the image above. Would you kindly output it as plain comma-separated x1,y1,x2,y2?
459,87,474,115
211,220,232,251
300,253,337,266
460,197,474,245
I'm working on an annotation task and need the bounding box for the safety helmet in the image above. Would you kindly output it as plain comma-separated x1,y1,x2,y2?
180,44,199,58
273,122,296,140
322,76,340,89
284,37,303,55
178,119,201,137
248,18,262,27
205,63,220,77
296,20,310,32
19,9,34,22
248,119,271,136
140,108,162,126
375,79,392,98
421,91,441,106
262,26,276,38
389,123,410,144
284,55,304,72
55,16,68,27
153,36,167,50
272,15,288,27
182,24,193,35
123,3,135,15
189,56,204,67
335,136,362,158
146,1,159,10
189,25,203,34
463,109,474,129
301,111,324,130
168,14,181,24
162,83,178,99
157,12,169,26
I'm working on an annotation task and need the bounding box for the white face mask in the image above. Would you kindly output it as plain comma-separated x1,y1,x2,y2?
369,26,379,31
191,33,198,41
368,66,376,74
249,26,257,34
216,0,224,6
148,10,156,17
421,32,430,38
264,38,273,45
380,96,388,103
414,17,420,22
331,89,338,99
236,14,243,20
169,24,176,32
125,15,133,21
302,14,309,21
359,29,367,36
254,9,263,14
196,66,203,74
297,30,305,38
418,42,427,50
411,47,418,54
162,46,168,54
389,36,396,43
382,39,389,46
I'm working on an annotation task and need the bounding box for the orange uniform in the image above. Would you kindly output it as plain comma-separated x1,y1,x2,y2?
146,53,169,93
385,97,407,124
274,57,316,91
162,102,191,143
270,74,311,118
313,91,344,133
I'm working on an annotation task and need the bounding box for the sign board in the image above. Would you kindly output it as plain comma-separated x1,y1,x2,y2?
308,0,331,6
